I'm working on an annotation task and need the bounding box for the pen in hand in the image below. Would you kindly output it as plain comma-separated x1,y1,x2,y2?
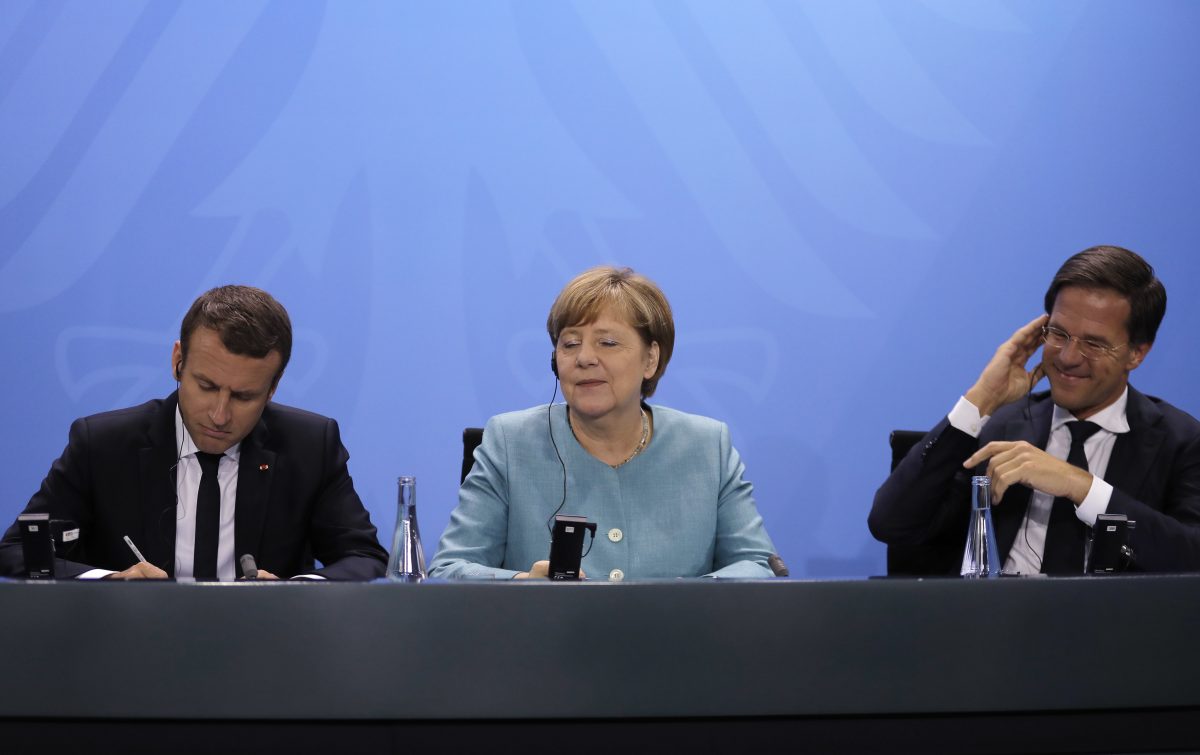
123,535,148,564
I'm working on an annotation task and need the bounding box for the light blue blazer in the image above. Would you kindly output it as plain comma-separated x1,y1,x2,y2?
429,404,776,580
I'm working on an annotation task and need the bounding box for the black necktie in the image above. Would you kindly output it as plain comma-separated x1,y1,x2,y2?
194,452,223,581
1041,421,1101,575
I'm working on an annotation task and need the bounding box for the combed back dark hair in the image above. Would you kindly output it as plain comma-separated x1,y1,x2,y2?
180,285,292,385
547,266,675,398
1044,245,1166,346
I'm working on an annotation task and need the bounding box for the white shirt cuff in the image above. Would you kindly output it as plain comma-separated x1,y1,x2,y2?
290,574,326,580
948,396,989,438
77,569,115,580
1075,477,1113,527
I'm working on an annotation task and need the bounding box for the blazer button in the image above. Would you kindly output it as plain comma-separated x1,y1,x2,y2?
608,568,625,582
607,528,623,543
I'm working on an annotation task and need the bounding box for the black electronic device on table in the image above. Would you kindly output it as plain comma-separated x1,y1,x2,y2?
548,515,596,580
19,513,55,579
1088,513,1136,573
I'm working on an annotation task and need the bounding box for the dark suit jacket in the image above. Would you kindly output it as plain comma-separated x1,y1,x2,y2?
869,387,1200,574
0,394,388,580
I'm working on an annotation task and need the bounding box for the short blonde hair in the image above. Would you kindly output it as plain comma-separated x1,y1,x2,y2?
547,266,675,398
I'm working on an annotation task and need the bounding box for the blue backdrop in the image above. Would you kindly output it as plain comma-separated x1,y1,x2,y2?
3,1,1198,577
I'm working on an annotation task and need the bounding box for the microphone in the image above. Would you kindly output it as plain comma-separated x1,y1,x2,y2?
239,553,259,580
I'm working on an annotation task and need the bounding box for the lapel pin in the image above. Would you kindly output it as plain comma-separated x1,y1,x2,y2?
259,464,270,471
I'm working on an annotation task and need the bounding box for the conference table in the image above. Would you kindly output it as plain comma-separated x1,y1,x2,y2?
2,575,1198,753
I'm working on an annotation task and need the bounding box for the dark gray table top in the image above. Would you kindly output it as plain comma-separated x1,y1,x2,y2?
3,575,1197,721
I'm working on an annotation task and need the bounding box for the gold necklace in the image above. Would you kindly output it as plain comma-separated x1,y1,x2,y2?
611,408,650,469
567,407,651,468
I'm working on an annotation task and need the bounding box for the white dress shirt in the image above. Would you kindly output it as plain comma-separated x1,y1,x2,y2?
948,388,1128,575
173,405,240,581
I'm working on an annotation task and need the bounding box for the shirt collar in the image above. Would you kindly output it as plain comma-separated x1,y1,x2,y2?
175,404,242,461
1051,385,1130,435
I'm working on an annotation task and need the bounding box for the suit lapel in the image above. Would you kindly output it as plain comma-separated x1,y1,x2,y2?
1105,386,1164,495
139,394,182,576
993,398,1054,559
235,417,275,563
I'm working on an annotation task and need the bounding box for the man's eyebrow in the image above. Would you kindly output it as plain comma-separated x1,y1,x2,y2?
1075,330,1115,346
192,372,268,397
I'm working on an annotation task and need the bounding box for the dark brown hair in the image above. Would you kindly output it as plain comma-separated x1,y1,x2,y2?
179,285,292,385
1044,245,1166,346
547,266,675,398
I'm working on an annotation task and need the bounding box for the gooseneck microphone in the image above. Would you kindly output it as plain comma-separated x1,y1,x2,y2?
239,553,259,580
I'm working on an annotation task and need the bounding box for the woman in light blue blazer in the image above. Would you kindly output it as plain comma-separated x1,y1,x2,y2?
429,266,776,580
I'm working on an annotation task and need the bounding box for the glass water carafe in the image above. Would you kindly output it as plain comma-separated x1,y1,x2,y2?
386,476,426,581
961,475,1001,578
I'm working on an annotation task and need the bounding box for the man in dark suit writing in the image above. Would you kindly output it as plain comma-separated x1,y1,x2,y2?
870,246,1200,574
0,285,387,580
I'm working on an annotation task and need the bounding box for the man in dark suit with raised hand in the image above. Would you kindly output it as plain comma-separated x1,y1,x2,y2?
870,246,1200,574
0,285,387,580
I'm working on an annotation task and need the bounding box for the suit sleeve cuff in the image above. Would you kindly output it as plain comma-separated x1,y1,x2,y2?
1075,477,1112,527
949,396,990,438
